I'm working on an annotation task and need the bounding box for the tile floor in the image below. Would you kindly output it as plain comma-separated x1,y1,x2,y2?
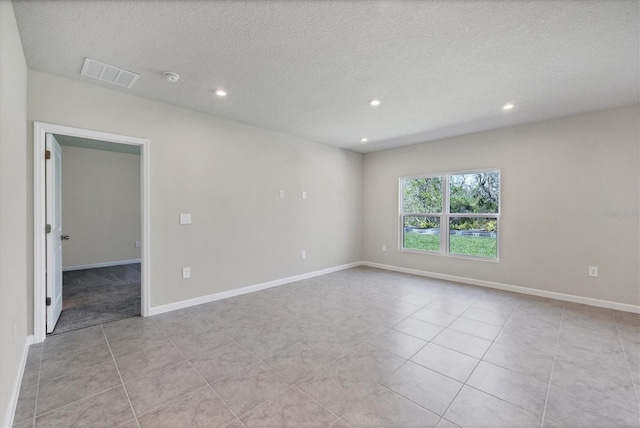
13,267,640,427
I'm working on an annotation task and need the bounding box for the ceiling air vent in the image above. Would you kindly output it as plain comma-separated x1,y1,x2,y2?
80,58,139,88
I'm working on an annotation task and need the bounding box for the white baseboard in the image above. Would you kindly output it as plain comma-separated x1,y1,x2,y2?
148,259,639,318
149,262,362,316
3,335,33,428
63,259,141,272
362,261,640,314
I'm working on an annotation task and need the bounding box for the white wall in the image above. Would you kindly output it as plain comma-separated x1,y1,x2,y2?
363,105,640,306
0,0,29,424
61,145,141,268
27,70,363,325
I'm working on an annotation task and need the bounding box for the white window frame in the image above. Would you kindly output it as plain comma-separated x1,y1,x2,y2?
399,168,500,261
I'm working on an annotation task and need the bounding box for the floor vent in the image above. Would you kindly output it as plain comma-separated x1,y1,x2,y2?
80,58,139,88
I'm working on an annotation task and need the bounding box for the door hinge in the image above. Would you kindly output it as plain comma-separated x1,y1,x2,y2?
45,150,51,160
46,297,51,306
45,224,51,233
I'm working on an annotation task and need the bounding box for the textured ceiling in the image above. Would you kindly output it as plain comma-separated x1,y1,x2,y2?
13,0,639,153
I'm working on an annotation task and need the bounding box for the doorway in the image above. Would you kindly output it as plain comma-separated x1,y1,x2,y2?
53,134,142,334
33,122,150,343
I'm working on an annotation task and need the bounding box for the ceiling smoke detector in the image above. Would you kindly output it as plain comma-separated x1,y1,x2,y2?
163,72,180,83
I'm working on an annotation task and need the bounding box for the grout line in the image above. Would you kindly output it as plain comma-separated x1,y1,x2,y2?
114,419,139,428
212,338,307,420
102,320,161,343
106,343,180,384
33,338,136,419
233,383,297,421
120,357,189,387
102,325,141,428
129,380,203,421
438,297,525,419
49,315,138,337
132,385,217,424
160,330,248,426
40,338,106,360
405,346,476,385
30,344,43,428
293,384,351,426
476,299,524,361
163,315,348,424
539,303,565,428
613,316,640,404
390,320,446,341
32,384,125,421
375,382,444,421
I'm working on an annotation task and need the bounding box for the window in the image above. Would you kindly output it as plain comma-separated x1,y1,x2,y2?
402,177,442,252
400,170,500,259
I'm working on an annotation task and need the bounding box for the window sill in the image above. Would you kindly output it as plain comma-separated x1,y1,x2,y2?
399,247,501,263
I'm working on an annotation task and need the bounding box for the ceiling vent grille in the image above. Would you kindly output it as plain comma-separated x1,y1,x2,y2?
80,58,139,88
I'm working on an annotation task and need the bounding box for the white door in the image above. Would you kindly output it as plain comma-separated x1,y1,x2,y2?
46,133,63,333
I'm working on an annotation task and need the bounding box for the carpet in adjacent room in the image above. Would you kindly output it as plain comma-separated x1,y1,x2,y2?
50,263,141,335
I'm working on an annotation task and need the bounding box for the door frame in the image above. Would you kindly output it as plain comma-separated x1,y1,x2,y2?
33,122,151,343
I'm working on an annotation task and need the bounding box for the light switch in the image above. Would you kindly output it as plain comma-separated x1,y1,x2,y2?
180,213,192,225
302,191,307,200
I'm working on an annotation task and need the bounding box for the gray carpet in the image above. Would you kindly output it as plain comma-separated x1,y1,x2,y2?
50,263,141,335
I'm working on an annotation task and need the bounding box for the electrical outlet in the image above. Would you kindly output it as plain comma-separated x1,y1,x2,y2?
382,244,387,252
135,241,141,248
301,250,306,260
182,267,191,279
179,213,192,225
588,266,598,277
279,190,285,198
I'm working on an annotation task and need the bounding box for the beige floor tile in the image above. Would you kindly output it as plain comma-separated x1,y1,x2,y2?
20,268,640,428
138,386,235,427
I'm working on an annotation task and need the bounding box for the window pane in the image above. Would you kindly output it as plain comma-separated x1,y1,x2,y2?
403,216,440,252
402,177,442,213
449,217,497,258
449,172,499,214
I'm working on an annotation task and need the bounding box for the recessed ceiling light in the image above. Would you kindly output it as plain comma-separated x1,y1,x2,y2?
163,72,180,83
360,137,369,143
214,89,227,97
502,103,515,110
369,99,381,107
